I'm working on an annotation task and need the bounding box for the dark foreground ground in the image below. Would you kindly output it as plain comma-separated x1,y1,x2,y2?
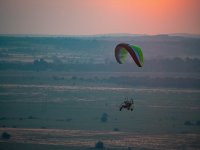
0,128,200,150
0,71,200,150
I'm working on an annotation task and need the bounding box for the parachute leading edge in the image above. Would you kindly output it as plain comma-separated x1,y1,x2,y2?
115,43,144,67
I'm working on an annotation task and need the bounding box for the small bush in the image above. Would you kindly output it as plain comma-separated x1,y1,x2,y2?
100,113,108,123
0,117,7,120
113,128,119,131
95,141,104,149
19,117,23,120
66,118,72,122
196,120,200,126
41,126,47,129
184,120,193,126
28,115,37,119
1,132,11,139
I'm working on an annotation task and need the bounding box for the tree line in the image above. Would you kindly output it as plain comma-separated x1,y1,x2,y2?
0,57,199,72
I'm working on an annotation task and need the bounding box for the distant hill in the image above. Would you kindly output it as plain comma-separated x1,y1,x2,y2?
169,33,200,38
0,34,200,63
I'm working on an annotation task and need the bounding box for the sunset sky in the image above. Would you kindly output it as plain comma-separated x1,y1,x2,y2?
0,0,200,35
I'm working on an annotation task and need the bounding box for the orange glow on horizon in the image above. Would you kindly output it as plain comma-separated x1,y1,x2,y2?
0,0,199,35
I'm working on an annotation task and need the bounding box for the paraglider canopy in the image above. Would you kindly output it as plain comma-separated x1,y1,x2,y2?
115,43,144,67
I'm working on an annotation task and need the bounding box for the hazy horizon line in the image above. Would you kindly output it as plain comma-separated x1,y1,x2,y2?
0,32,200,38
